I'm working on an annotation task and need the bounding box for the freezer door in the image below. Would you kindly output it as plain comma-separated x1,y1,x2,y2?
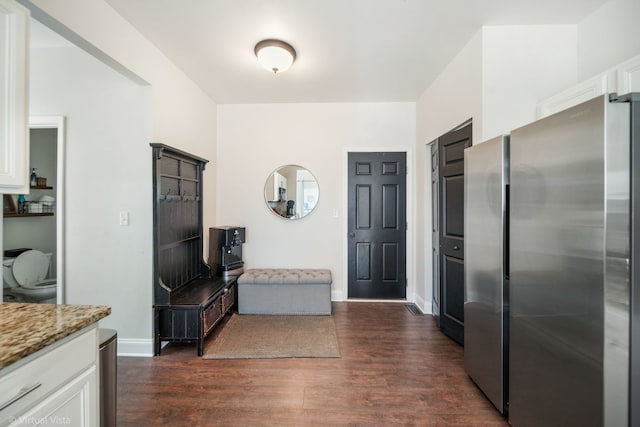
463,135,509,414
509,95,630,427
631,95,640,427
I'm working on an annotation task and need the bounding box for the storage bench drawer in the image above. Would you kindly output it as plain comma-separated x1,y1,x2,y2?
202,298,222,336
221,284,235,314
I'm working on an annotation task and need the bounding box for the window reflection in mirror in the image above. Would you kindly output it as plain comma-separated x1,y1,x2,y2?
265,165,319,219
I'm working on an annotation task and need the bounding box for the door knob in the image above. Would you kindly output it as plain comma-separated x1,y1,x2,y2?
453,245,460,251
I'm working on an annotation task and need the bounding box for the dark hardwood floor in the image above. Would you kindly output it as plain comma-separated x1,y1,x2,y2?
117,302,508,426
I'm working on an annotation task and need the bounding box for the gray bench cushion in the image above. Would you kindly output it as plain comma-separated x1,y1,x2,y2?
238,268,332,315
238,268,332,285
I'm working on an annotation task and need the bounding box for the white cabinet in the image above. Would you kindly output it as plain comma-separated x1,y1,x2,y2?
536,73,610,119
537,54,640,119
10,367,97,427
0,327,99,427
0,0,29,194
616,55,640,96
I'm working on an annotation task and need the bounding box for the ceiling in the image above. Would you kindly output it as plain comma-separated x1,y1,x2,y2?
101,0,609,104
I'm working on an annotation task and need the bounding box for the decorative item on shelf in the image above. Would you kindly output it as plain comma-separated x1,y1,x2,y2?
30,168,37,186
36,177,47,187
39,195,55,212
26,201,43,214
3,194,55,217
3,194,17,214
17,194,26,214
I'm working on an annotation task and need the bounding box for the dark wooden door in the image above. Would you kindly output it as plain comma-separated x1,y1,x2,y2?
438,122,471,345
348,152,407,299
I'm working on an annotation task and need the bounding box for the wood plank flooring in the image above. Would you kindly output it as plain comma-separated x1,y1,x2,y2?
117,302,509,426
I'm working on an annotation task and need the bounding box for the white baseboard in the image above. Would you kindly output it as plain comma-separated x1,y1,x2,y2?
117,338,154,357
413,293,432,314
331,290,345,301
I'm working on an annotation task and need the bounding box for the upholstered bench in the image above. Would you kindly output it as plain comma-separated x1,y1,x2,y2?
237,268,332,315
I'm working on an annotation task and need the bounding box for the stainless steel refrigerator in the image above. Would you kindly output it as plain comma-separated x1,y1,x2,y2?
508,93,638,427
464,135,509,415
464,93,639,427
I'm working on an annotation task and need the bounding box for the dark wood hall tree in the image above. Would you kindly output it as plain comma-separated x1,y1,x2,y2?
151,143,235,356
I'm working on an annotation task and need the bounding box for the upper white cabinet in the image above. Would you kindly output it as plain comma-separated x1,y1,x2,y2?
0,0,29,193
616,54,640,97
536,73,610,119
537,54,640,119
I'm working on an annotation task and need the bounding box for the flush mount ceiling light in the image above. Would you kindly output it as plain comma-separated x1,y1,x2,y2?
254,39,296,74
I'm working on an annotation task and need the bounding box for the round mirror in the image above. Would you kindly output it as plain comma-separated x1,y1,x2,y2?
264,165,319,219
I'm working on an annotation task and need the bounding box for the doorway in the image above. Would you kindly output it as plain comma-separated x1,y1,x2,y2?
347,152,407,299
2,116,65,303
431,120,471,345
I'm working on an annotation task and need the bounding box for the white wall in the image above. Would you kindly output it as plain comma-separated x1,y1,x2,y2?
482,25,577,140
29,44,153,346
415,0,640,315
217,103,415,301
415,31,483,313
25,0,640,347
24,0,219,355
28,0,218,241
414,25,576,313
577,0,640,81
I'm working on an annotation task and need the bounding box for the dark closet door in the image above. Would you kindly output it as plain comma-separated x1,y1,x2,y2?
348,152,407,299
438,123,471,345
430,142,441,326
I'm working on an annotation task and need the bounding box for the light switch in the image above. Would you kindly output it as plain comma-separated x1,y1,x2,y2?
119,211,130,226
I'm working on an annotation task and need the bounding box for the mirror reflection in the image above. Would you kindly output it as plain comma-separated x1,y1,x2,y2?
265,165,319,219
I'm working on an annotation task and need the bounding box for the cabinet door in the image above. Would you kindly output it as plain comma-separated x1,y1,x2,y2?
0,328,99,426
10,366,98,427
536,73,610,119
616,54,640,96
0,0,29,193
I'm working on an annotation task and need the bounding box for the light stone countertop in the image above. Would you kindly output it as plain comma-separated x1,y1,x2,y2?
0,302,111,370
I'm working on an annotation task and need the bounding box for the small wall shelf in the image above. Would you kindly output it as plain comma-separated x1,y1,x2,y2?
3,194,55,218
4,212,54,218
30,185,53,190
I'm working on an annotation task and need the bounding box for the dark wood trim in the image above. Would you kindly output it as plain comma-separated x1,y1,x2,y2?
4,212,53,218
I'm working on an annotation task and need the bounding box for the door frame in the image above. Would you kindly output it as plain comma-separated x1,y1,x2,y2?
427,139,439,321
29,115,65,304
341,147,414,303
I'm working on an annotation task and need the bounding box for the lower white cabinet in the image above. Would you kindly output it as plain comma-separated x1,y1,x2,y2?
0,327,99,427
10,367,97,427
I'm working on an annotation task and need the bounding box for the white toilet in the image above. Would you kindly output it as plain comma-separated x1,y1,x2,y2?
3,250,57,303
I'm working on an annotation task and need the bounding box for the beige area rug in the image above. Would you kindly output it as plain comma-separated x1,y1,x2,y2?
203,314,341,359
